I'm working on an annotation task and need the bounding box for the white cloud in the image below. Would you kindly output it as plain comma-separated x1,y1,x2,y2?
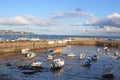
84,13,120,28
52,9,93,19
0,15,59,26
70,22,82,26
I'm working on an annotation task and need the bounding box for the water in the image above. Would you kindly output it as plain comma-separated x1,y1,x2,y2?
0,45,120,80
0,34,120,40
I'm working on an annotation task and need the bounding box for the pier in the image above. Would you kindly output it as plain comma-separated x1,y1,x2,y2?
0,38,120,55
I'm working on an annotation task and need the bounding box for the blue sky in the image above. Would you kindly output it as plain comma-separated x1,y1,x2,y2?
0,0,120,36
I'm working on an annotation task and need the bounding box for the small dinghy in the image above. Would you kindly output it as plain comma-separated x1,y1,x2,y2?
25,52,36,59
68,53,76,57
54,48,62,54
47,55,53,60
50,58,65,69
81,57,91,66
104,47,110,54
91,55,99,61
47,50,55,55
113,52,120,59
79,53,86,60
97,48,102,55
31,62,42,68
21,48,29,54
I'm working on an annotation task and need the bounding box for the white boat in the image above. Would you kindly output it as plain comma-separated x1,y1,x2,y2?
50,58,65,69
79,53,85,60
21,48,29,54
104,47,110,53
31,62,42,68
97,48,102,55
68,53,76,57
47,55,53,60
25,52,36,59
113,52,120,59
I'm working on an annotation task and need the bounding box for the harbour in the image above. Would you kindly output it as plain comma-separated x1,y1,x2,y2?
0,45,120,80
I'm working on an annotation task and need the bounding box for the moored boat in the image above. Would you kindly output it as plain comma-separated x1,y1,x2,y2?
67,53,76,57
21,48,29,54
47,55,53,60
104,47,110,54
91,54,99,60
25,52,36,60
97,48,102,55
31,62,42,68
50,58,65,69
81,57,91,66
79,53,86,60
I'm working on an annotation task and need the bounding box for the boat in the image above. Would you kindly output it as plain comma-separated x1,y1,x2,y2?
67,53,76,57
54,48,62,54
47,55,53,60
79,53,86,60
47,49,55,55
50,58,65,69
25,52,36,59
81,57,91,66
113,52,120,59
21,48,29,54
91,55,99,60
31,62,42,68
97,48,102,55
104,47,110,53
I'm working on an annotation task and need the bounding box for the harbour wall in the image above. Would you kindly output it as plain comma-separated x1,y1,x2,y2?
0,38,120,55
0,40,66,55
68,38,120,48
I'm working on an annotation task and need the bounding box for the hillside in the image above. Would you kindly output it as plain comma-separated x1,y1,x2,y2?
0,30,34,35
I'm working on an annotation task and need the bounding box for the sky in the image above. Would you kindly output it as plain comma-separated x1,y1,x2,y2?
0,0,120,36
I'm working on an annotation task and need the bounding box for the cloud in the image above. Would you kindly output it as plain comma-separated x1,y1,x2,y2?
70,22,82,26
0,15,59,26
84,13,120,28
52,9,93,19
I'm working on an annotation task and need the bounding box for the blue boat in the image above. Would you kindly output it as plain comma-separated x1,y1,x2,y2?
47,50,55,55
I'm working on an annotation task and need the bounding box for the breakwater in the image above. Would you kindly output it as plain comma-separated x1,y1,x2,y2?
68,38,120,48
0,38,120,55
0,40,67,55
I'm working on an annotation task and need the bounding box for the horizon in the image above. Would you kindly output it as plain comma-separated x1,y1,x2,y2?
0,0,120,36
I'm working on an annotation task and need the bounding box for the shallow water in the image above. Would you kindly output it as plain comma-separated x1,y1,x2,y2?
0,45,120,80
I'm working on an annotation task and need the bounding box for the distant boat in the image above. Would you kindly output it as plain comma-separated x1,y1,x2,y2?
54,48,62,54
97,48,102,55
47,55,53,60
21,48,29,54
25,52,36,59
104,47,110,53
79,53,86,60
68,53,76,57
50,58,65,69
113,52,120,59
91,55,99,60
81,57,91,66
47,49,55,55
31,62,42,68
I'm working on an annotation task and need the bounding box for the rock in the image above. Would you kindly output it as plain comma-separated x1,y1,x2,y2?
102,73,114,79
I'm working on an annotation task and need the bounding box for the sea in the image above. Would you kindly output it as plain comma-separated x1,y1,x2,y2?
0,34,120,40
